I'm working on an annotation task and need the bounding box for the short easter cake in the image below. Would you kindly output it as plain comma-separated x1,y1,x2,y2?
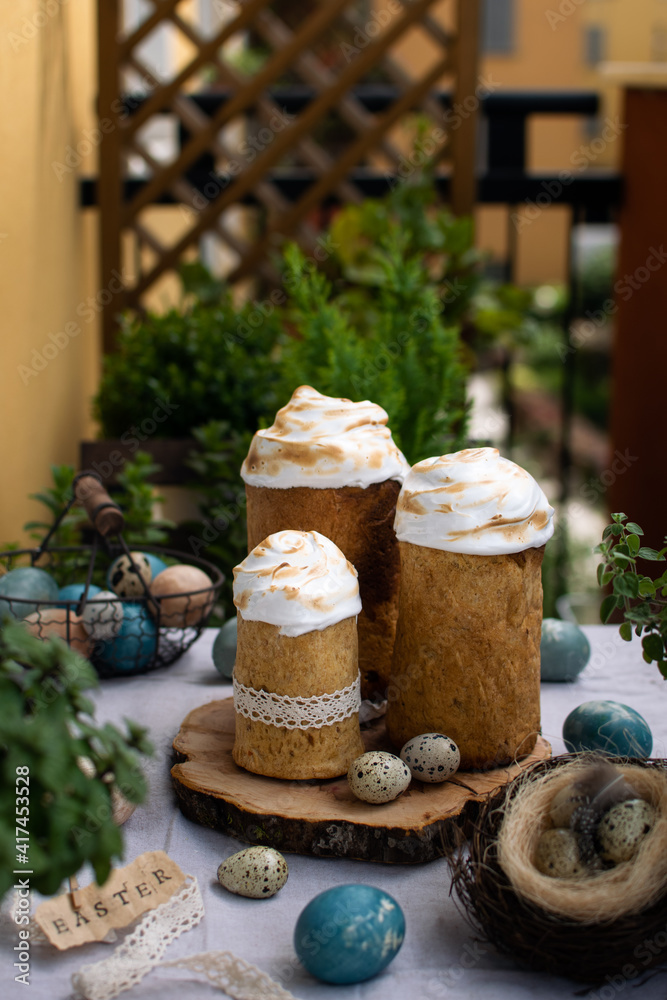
232,529,365,780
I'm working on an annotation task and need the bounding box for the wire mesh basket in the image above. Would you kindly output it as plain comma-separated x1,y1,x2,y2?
0,474,224,677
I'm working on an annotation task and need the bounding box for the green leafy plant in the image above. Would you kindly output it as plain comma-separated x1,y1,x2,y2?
115,452,174,547
595,513,667,676
280,238,469,463
93,274,284,439
330,166,538,356
0,621,152,898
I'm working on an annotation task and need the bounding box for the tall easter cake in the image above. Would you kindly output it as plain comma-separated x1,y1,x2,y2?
241,386,408,699
386,448,554,770
232,529,365,779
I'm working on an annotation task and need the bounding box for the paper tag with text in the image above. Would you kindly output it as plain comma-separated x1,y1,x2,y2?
34,850,186,951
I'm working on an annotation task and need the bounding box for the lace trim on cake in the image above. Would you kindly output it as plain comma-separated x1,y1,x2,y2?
233,674,361,730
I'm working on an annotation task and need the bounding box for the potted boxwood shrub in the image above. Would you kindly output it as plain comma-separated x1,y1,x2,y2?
83,263,285,488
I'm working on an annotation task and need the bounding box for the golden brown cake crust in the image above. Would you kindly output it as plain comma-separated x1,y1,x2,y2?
386,542,544,770
232,615,364,779
245,481,401,699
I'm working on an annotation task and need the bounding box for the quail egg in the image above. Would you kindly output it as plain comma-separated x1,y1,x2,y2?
108,552,153,598
597,799,656,864
399,732,460,783
347,751,411,804
535,828,587,879
217,846,288,899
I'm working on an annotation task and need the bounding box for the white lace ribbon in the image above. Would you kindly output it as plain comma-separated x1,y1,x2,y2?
71,876,297,1000
233,674,361,730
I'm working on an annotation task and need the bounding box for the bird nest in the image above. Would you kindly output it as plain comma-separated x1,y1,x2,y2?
451,754,667,983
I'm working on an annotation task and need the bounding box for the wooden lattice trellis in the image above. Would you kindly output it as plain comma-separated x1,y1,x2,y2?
97,0,480,351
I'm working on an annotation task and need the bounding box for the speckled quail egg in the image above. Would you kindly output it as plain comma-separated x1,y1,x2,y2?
108,552,153,598
347,751,411,804
535,828,588,879
596,799,656,864
399,732,460,783
217,846,288,899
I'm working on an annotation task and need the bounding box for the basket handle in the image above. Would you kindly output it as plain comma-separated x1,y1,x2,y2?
74,474,125,537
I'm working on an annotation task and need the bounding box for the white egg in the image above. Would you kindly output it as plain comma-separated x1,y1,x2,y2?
399,733,461,783
347,751,411,804
597,799,656,863
81,590,124,640
217,846,288,899
535,828,587,879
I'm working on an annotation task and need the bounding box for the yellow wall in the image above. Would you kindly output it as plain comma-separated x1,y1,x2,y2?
0,1,100,547
472,0,667,283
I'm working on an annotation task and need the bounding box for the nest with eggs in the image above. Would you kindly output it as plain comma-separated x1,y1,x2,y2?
451,754,667,983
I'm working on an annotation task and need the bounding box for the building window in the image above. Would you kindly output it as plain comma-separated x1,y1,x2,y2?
481,0,515,55
652,24,667,62
584,25,606,66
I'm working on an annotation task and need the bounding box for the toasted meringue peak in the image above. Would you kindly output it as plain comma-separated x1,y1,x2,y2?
394,447,554,555
233,529,361,636
241,385,409,489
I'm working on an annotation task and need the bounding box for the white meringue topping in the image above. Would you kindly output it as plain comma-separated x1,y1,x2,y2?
241,385,409,489
233,529,362,636
394,448,554,555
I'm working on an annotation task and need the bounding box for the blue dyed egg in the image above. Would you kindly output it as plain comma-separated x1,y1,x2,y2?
212,618,237,679
57,583,102,608
0,567,59,619
562,700,653,757
541,618,591,682
294,884,405,985
96,602,157,674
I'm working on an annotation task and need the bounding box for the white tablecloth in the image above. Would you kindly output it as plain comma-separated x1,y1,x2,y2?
3,625,667,1000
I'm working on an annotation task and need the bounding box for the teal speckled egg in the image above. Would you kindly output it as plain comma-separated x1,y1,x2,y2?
0,567,59,619
541,618,591,682
212,617,237,679
294,884,405,984
562,701,653,758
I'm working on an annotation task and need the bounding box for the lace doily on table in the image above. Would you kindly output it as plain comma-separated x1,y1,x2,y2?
72,876,205,1000
71,876,298,1000
160,952,298,999
233,674,361,730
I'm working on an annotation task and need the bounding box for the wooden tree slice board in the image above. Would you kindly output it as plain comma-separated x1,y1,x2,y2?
172,698,551,864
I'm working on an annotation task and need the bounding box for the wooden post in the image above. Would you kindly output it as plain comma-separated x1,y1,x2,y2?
97,0,123,354
450,0,480,216
609,88,667,549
